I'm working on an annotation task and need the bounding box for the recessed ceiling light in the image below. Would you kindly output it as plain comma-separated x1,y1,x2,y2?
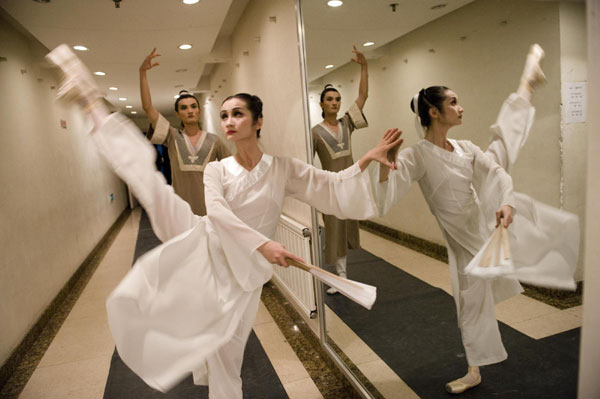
328,0,343,7
183,0,199,4
73,45,88,51
174,84,184,88
131,111,137,114
431,3,447,10
32,0,51,3
125,105,132,108
174,95,180,99
179,44,192,50
363,41,375,47
93,71,105,76
109,87,118,91
325,64,334,69
118,97,127,101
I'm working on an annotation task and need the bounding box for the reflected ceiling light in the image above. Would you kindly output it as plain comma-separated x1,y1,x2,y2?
325,64,334,69
327,0,343,7
118,97,127,101
179,44,192,50
73,45,88,51
131,111,137,114
183,0,199,3
93,71,105,76
125,105,133,108
109,87,118,91
431,3,447,10
363,41,375,47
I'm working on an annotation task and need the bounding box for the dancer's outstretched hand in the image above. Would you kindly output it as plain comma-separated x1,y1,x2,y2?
140,48,161,72
351,45,367,66
496,205,513,228
364,128,403,171
258,240,305,268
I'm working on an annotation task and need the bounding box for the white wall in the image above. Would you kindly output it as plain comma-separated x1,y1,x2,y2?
559,1,587,280
202,0,312,227
309,1,577,252
0,16,128,366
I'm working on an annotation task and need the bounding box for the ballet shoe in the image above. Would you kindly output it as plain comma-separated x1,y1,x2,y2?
326,287,338,295
520,43,546,91
46,44,102,105
445,369,481,394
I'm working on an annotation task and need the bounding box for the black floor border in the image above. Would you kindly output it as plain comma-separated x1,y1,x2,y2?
0,208,131,399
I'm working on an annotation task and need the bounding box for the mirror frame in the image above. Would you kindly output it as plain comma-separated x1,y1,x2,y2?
294,1,375,397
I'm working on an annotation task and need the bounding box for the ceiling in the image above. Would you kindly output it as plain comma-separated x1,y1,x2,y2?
0,0,247,118
302,0,474,82
1,0,475,119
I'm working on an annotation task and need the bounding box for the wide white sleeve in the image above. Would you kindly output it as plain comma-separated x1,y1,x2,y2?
284,157,377,220
486,93,535,172
92,113,198,242
469,142,515,222
371,146,424,216
147,113,171,145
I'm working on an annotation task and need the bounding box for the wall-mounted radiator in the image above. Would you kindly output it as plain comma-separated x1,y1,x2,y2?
271,215,317,319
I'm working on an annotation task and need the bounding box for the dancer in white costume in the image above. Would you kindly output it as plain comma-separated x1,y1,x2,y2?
374,44,579,394
45,45,403,399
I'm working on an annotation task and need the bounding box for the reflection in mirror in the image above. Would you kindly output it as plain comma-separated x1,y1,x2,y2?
301,0,587,397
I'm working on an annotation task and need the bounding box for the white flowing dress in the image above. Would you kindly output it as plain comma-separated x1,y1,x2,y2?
374,94,579,366
92,113,378,394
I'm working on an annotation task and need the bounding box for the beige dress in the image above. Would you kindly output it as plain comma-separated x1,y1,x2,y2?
148,113,230,215
312,102,368,264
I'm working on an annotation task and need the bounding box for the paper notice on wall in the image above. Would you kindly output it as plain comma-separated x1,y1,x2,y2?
565,82,587,124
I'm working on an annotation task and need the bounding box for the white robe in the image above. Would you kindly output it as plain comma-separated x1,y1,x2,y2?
373,94,579,366
92,113,378,392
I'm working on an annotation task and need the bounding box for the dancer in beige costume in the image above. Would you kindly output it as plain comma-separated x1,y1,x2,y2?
140,48,230,215
311,46,369,293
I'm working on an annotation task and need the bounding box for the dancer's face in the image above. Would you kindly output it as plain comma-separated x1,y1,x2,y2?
176,98,200,125
220,98,262,142
320,90,341,117
436,90,463,127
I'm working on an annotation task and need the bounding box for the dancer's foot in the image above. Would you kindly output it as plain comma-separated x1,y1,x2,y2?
46,44,108,127
518,43,546,95
445,366,481,394
46,44,102,105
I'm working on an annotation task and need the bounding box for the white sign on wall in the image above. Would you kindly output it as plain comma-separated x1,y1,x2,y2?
565,82,587,124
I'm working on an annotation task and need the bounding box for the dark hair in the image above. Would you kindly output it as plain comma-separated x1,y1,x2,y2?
319,84,340,118
222,93,263,138
174,90,200,112
410,86,449,127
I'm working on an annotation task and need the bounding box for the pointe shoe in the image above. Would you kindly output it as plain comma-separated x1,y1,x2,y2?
46,44,102,105
445,369,481,394
520,43,546,90
326,287,338,295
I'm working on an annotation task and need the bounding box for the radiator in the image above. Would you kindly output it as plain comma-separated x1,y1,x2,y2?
271,215,317,319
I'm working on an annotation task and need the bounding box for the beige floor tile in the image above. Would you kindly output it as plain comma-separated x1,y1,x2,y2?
495,294,559,325
512,310,581,339
565,305,583,318
253,321,310,384
38,314,114,367
283,376,324,399
254,300,273,327
20,355,111,399
356,359,418,399
325,307,379,365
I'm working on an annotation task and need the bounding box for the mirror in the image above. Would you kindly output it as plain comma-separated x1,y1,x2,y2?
299,0,588,397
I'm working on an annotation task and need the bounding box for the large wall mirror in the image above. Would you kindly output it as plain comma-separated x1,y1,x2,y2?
298,0,588,397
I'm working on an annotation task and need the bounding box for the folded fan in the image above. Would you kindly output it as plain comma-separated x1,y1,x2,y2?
465,224,515,278
285,258,377,310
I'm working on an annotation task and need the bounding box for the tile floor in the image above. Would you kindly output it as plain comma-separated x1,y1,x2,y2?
17,211,582,398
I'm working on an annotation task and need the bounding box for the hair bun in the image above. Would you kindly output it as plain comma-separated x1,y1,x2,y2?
324,83,334,90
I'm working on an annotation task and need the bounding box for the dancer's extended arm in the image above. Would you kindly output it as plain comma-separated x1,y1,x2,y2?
139,48,160,126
